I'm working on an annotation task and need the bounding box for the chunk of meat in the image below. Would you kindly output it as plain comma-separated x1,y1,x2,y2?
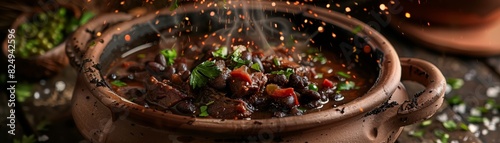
209,60,231,90
145,76,191,109
230,72,268,98
207,99,253,119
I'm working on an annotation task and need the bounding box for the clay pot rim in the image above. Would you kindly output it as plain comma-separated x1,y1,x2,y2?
79,1,401,133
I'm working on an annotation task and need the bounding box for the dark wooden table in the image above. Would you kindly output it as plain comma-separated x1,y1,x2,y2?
1,1,499,143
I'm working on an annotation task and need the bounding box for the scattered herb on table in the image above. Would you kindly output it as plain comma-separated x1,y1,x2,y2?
190,61,222,89
446,78,464,90
409,130,424,138
433,129,449,143
447,95,463,105
459,123,469,131
467,116,484,123
421,120,432,127
442,120,457,131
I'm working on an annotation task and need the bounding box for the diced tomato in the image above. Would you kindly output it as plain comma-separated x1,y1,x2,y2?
322,79,334,88
271,88,299,105
230,67,252,84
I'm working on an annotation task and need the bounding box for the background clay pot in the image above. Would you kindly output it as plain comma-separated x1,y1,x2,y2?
382,0,500,56
2,4,81,79
69,1,446,142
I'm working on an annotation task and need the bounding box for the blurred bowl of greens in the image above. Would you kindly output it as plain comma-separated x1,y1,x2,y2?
2,3,95,79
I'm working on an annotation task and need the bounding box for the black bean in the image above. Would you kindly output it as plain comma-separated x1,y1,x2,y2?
177,62,188,73
146,61,165,75
241,51,252,61
276,95,296,108
301,90,321,101
155,54,167,66
174,100,196,114
289,106,303,116
288,74,308,89
268,74,288,86
181,70,191,81
163,66,176,78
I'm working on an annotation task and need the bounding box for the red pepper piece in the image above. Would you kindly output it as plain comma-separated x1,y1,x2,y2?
322,79,334,88
230,67,252,84
272,88,299,105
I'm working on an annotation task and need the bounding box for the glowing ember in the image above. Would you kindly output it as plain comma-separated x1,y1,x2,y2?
345,7,351,12
379,4,387,10
271,2,276,7
318,26,324,33
96,32,101,37
405,12,411,18
125,34,131,41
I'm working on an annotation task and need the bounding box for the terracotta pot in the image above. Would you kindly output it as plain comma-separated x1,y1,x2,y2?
69,1,446,142
382,0,500,56
2,4,81,79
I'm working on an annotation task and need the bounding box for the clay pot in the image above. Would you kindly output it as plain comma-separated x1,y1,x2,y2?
382,0,500,56
2,4,81,79
69,1,445,142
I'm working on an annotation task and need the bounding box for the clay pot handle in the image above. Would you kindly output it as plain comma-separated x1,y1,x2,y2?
66,13,133,71
396,58,446,126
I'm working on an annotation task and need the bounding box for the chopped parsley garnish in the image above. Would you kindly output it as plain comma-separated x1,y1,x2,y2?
421,120,432,127
251,63,261,71
111,80,127,87
313,54,327,64
199,106,209,117
271,68,294,79
230,48,249,68
212,46,228,59
409,130,424,138
308,84,318,91
446,78,464,90
467,116,483,123
459,123,469,131
315,73,324,79
169,0,179,11
199,101,215,117
337,81,356,91
273,58,281,67
337,71,351,78
160,49,177,65
433,130,449,143
442,120,457,131
447,95,463,105
189,61,222,89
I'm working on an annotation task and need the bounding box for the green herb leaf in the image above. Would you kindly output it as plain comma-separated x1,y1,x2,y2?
447,78,464,90
313,54,327,64
111,80,127,87
13,135,36,143
459,123,469,131
271,68,294,79
433,130,449,143
79,11,96,25
273,58,281,67
160,49,177,66
212,46,228,59
337,81,356,91
443,120,457,131
251,63,261,71
467,116,484,123
16,83,32,103
230,48,249,68
169,0,179,11
315,73,324,79
447,95,463,106
421,120,432,127
337,71,351,78
308,84,318,91
199,105,209,117
410,130,424,138
190,61,222,89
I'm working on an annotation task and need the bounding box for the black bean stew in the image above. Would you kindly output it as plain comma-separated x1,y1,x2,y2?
106,38,377,119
